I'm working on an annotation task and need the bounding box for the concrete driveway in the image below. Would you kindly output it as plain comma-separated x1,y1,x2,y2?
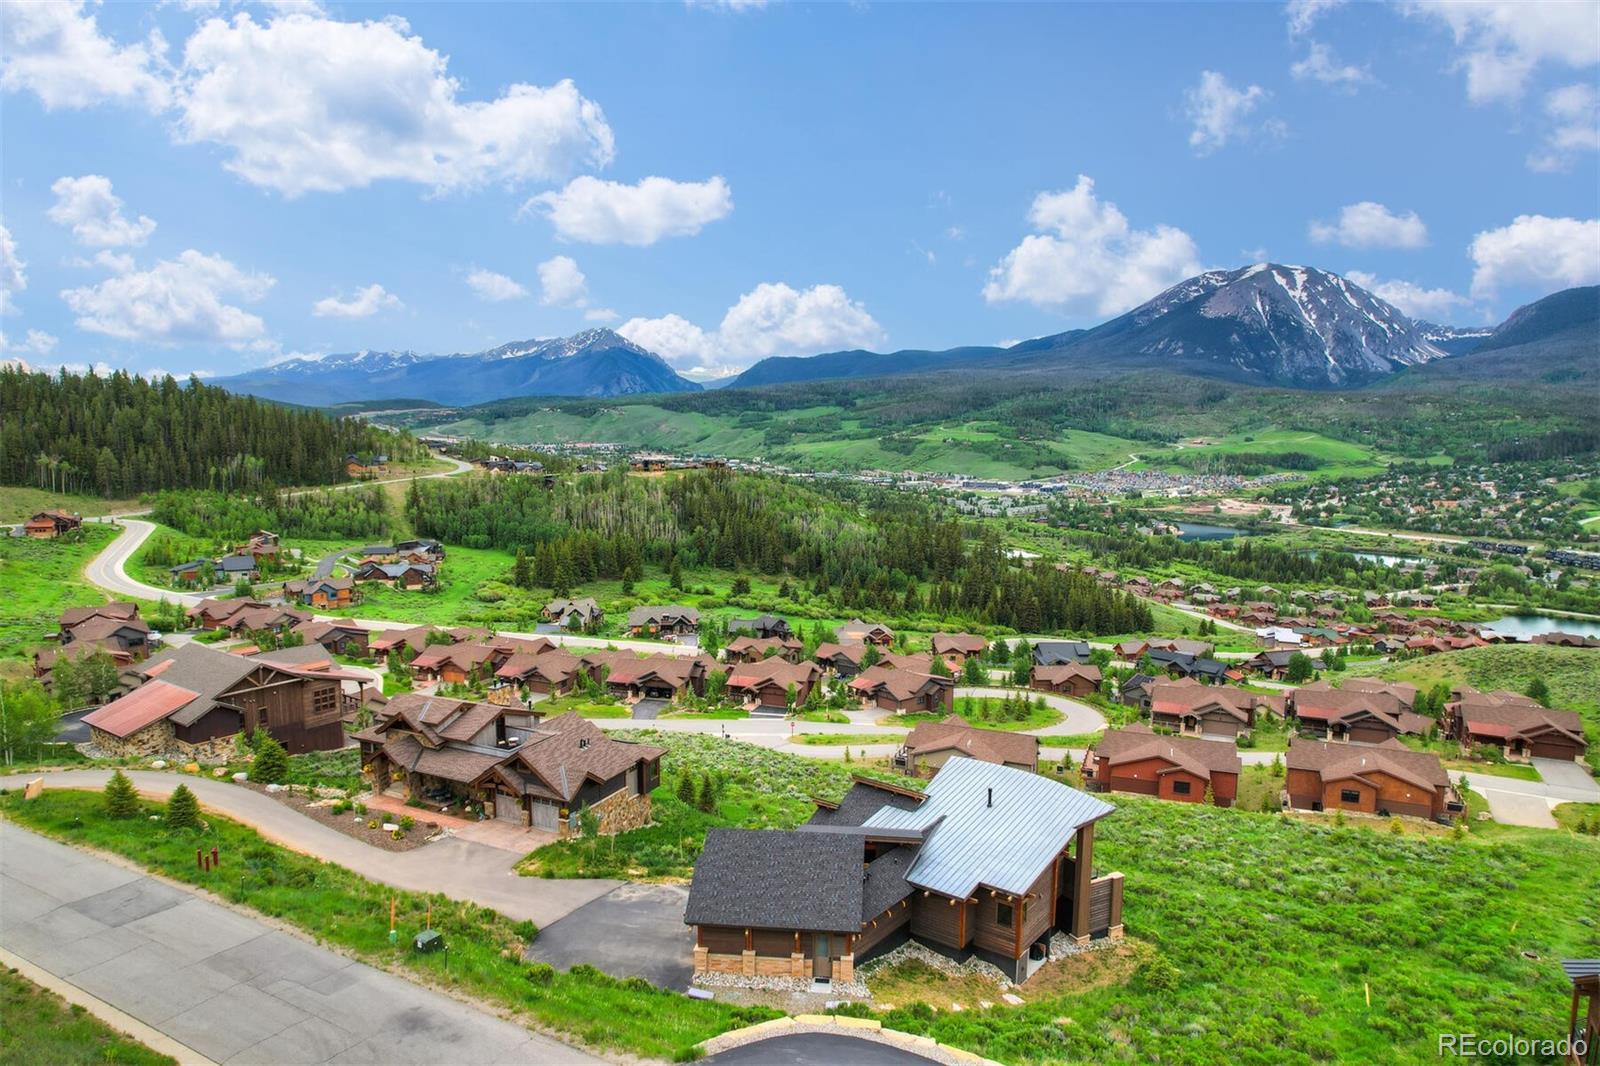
526,883,693,990
1477,789,1559,828
1532,758,1600,795
1455,759,1600,828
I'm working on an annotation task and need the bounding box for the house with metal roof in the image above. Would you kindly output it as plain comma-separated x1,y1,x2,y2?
685,760,1124,986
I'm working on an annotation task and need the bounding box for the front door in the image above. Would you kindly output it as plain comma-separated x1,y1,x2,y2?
626,766,639,796
812,935,831,979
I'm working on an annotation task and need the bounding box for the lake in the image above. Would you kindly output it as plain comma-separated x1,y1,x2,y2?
1299,548,1425,568
1483,614,1600,640
1176,523,1255,542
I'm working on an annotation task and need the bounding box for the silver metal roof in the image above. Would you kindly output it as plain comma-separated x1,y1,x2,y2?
862,758,1114,899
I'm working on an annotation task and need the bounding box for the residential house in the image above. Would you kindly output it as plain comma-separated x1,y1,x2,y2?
410,641,502,687
1117,673,1159,711
724,635,804,664
1242,649,1296,679
81,643,360,759
1112,640,1149,661
929,633,987,664
1085,724,1241,806
357,699,663,833
217,605,311,637
813,642,870,678
354,560,437,590
23,509,81,538
34,639,136,682
368,625,452,658
686,760,1123,985
1033,641,1091,666
1285,738,1462,821
729,614,792,640
586,651,715,703
1030,663,1102,698
188,598,268,631
835,618,894,646
726,658,822,710
237,530,280,559
168,559,212,586
59,604,150,658
625,605,701,639
543,597,602,630
282,575,358,610
214,554,261,584
892,716,1038,776
494,647,586,700
1145,638,1214,658
344,453,389,476
1147,679,1268,739
1444,688,1588,762
848,665,955,715
1289,681,1430,744
291,619,370,658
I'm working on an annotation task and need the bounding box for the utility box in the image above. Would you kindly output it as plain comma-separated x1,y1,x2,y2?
413,929,444,954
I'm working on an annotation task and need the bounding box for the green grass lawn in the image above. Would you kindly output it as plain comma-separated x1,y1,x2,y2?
0,486,146,524
1138,428,1398,480
0,525,116,664
519,730,918,880
2,790,770,1059
1553,802,1600,832
789,731,903,747
533,695,632,719
1355,645,1600,773
879,694,1064,732
848,793,1600,1065
0,965,174,1066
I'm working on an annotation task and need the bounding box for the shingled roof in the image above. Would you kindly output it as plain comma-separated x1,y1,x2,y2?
684,830,878,932
1286,737,1451,793
1089,723,1242,781
1452,689,1585,744
900,715,1038,768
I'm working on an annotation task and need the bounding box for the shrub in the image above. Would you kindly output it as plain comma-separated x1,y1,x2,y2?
524,962,555,986
398,815,416,832
165,784,202,830
513,919,539,944
103,769,139,819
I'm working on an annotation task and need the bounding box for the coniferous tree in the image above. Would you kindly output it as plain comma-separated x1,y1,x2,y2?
104,769,139,819
249,732,290,783
165,783,202,829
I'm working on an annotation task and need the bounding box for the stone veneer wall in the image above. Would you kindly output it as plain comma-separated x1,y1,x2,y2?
86,722,237,764
558,788,653,838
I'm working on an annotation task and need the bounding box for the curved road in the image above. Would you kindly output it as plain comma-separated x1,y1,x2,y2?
0,768,618,929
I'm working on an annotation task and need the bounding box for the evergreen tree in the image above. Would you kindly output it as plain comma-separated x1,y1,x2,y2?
696,773,717,813
513,547,532,589
676,772,695,805
249,732,290,783
104,769,139,819
165,783,202,830
1525,677,1550,706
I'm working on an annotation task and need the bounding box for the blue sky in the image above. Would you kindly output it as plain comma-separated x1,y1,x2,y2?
1,0,1596,380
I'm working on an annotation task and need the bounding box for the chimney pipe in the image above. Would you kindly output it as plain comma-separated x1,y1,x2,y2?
987,787,993,808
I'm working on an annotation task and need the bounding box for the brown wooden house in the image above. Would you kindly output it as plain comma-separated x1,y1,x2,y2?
893,716,1039,776
1147,679,1265,739
813,642,870,678
81,643,359,760
1444,687,1588,763
849,666,955,715
687,760,1123,986
23,509,81,538
625,605,701,639
282,576,358,609
357,700,663,834
493,647,586,699
291,619,370,658
1030,663,1102,698
1084,724,1241,806
1285,737,1462,821
929,633,987,664
1289,681,1431,744
724,635,804,664
836,618,894,646
725,658,822,709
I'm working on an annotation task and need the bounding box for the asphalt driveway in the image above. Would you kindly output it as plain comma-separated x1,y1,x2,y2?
525,883,693,989
703,1033,940,1064
631,698,668,721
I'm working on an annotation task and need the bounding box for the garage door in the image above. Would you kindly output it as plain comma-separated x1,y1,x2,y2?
494,791,522,823
1530,738,1578,760
531,801,559,831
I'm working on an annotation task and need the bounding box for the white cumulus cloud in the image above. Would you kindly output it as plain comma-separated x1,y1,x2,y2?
1309,202,1428,249
527,175,733,245
465,268,529,303
1405,0,1600,104
48,175,157,248
1286,0,1345,38
1291,41,1372,88
311,283,401,319
61,249,274,344
0,222,26,315
0,1,171,111
172,12,614,197
0,328,59,356
1528,82,1600,172
537,256,589,307
1184,70,1273,155
1345,270,1470,321
982,175,1203,316
619,282,885,378
1469,214,1600,298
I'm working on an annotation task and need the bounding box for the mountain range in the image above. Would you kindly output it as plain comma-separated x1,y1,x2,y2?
212,328,700,405
211,271,1597,407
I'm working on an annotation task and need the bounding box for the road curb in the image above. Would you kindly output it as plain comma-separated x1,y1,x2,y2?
697,1013,1004,1065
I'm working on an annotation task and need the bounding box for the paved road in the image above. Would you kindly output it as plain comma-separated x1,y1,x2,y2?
0,822,602,1065
0,770,618,929
1451,759,1600,828
703,1033,939,1064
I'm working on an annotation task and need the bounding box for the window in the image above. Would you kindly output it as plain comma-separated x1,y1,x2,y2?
308,685,339,724
1340,789,1362,804
1171,780,1192,795
996,902,1015,928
